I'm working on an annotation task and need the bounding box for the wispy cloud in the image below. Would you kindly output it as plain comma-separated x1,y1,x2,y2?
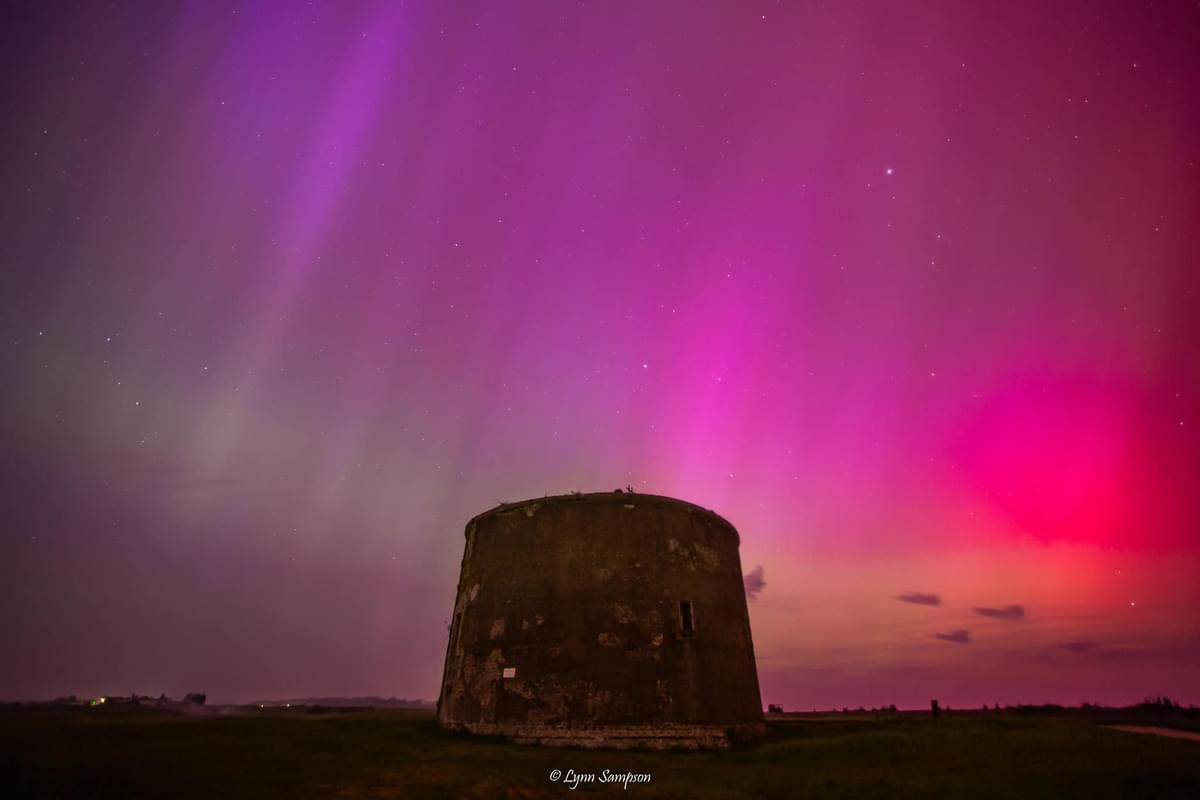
974,604,1025,620
896,592,941,607
744,566,766,600
1060,641,1100,653
934,630,971,644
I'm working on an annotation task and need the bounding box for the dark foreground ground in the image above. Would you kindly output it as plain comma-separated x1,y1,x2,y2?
3,705,1199,799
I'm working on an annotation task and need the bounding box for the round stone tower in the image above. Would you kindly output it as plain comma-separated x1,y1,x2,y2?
437,491,765,749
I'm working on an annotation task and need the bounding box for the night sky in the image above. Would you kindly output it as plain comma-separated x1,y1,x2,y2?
2,1,1198,710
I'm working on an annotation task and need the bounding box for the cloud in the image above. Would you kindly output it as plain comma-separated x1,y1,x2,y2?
744,566,766,600
895,592,941,607
934,630,971,644
1060,641,1100,653
84,446,240,494
973,604,1025,620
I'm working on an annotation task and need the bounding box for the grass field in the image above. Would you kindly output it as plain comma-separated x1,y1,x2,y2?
3,704,1198,798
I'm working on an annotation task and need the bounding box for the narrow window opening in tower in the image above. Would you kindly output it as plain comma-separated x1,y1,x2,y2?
680,600,694,635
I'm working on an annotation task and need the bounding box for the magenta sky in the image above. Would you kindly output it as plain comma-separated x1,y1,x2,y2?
2,1,1197,710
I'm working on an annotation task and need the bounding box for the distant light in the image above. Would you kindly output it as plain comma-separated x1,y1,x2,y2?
885,167,894,176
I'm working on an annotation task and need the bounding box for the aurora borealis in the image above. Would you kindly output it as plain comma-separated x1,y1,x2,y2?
1,1,1197,709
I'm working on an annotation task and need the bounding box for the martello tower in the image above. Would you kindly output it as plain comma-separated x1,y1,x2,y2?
437,491,765,749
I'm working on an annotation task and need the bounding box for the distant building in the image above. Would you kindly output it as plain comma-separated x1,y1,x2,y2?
437,492,765,749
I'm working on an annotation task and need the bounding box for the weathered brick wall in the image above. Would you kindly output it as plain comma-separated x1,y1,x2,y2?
437,492,765,749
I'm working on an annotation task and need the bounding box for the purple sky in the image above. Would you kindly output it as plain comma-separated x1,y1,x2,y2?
2,1,1198,709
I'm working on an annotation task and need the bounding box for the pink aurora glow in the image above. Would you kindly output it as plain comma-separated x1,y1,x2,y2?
0,1,1197,709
